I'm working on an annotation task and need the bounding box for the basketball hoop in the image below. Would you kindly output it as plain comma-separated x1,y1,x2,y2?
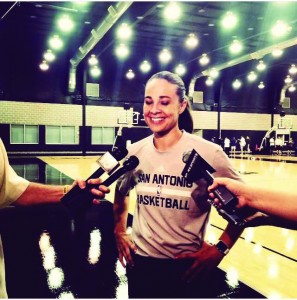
117,110,139,127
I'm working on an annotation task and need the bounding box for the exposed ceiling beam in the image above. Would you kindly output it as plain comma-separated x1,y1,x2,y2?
68,1,133,93
189,36,297,97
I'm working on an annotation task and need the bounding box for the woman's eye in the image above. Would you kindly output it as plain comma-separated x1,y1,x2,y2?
144,100,152,105
161,102,169,106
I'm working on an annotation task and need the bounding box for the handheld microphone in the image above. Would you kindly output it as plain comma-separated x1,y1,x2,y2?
98,155,139,187
61,155,139,215
61,147,128,214
182,149,246,227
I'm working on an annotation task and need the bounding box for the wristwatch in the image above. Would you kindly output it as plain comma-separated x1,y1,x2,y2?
215,240,230,255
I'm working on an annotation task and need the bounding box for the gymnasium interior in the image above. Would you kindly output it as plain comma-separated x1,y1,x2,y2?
1,1,297,298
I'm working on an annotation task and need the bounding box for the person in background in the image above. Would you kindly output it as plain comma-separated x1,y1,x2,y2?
113,71,244,298
230,137,237,155
288,137,294,155
208,177,297,226
275,136,284,155
224,136,231,156
0,138,109,298
269,136,275,155
246,136,251,153
239,136,246,155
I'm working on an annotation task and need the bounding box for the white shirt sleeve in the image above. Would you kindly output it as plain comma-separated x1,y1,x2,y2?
0,139,30,208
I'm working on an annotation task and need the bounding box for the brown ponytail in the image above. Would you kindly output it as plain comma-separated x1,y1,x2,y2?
179,100,193,133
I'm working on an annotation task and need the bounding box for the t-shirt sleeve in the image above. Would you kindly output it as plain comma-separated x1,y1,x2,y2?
212,148,243,182
0,159,30,209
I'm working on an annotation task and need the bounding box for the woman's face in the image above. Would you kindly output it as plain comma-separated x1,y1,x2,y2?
143,78,187,135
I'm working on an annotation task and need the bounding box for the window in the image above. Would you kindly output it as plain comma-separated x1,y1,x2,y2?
45,165,72,185
46,125,77,144
11,164,39,181
92,127,115,145
10,124,39,144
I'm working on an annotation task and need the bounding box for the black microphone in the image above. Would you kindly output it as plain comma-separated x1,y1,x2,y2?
98,155,139,187
61,155,139,215
182,149,246,227
61,147,128,214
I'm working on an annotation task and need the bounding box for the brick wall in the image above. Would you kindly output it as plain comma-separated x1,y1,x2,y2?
0,101,121,127
1,100,297,132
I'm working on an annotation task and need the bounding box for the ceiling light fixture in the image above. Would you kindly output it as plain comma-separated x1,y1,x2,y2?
199,53,210,66
271,20,291,38
115,44,129,59
57,15,74,33
43,49,55,62
205,77,214,86
49,35,63,50
90,65,101,77
117,23,132,40
256,60,266,71
258,81,265,89
163,2,181,21
185,33,199,49
126,69,135,79
289,64,297,75
88,54,98,66
232,79,242,89
39,60,49,71
175,64,186,76
221,11,238,29
229,39,243,54
272,48,283,58
140,60,151,73
209,68,219,79
159,49,172,64
284,75,293,84
247,71,257,82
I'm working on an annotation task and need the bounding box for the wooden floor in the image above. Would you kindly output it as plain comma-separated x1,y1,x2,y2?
39,154,297,299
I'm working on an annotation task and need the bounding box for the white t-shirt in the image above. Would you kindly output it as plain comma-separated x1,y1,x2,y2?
116,131,242,259
240,137,246,147
224,138,230,148
275,138,283,146
0,139,29,298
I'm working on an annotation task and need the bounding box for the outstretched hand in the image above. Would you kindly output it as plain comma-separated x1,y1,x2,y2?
208,178,271,227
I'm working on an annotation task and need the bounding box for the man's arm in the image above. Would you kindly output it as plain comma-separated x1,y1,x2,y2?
209,178,297,226
14,182,67,206
14,178,109,206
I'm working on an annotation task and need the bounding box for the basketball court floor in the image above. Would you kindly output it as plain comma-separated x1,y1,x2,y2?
1,153,297,298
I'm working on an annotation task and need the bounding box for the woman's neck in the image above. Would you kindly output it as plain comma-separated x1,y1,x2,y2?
153,128,183,151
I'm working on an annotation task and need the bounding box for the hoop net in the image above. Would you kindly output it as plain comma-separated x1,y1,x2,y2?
117,110,139,126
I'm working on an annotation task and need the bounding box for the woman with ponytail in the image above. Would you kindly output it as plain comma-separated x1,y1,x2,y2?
113,71,243,298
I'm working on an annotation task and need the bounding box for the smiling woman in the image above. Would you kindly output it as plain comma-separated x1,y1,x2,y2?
144,71,194,138
112,71,245,298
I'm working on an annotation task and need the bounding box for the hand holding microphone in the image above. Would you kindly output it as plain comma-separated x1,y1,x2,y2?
61,148,139,215
182,149,246,227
